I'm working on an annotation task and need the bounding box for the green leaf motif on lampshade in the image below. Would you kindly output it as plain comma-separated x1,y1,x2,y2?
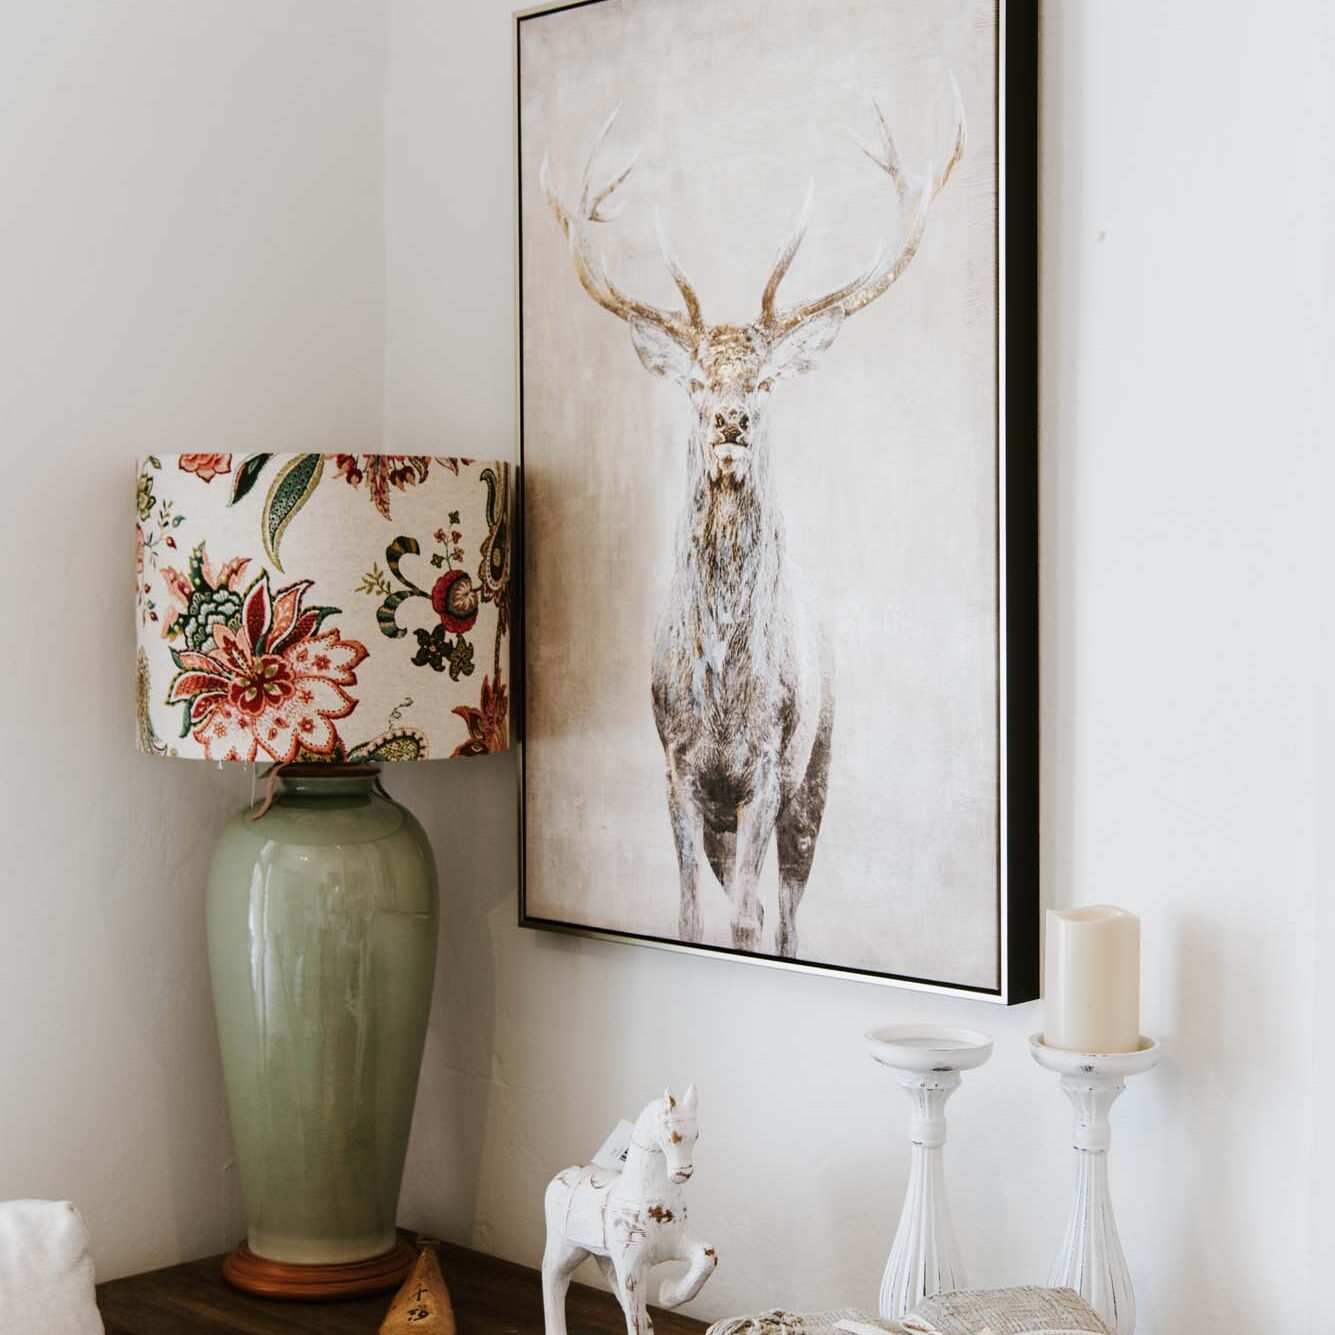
262,453,325,572
229,452,273,506
136,648,166,756
347,729,429,764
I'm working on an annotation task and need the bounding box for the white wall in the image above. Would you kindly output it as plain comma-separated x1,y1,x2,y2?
0,0,387,1281
2,2,1331,1329
387,3,1334,1333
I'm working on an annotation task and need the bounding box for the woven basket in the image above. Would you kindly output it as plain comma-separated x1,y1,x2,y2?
902,1287,1112,1335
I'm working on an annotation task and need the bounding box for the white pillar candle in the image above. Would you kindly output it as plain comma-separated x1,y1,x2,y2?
1044,906,1141,1054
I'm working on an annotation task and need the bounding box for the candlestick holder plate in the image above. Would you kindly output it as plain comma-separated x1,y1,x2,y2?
866,1024,993,1322
1029,1034,1160,1335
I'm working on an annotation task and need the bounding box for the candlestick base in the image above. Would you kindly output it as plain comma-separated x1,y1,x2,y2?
1029,1034,1160,1335
867,1025,993,1322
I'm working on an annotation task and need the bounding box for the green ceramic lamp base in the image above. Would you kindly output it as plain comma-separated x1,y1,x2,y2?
207,767,440,1301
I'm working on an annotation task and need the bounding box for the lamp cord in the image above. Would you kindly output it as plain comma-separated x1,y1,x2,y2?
248,763,290,821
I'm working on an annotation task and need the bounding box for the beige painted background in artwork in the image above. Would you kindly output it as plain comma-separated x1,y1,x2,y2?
520,0,999,988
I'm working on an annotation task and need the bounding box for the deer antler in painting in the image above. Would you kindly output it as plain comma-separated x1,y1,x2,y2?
760,77,967,333
540,106,703,344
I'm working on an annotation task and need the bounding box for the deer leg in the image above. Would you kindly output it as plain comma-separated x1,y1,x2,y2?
729,772,781,952
775,693,833,958
666,760,704,942
701,823,736,895
658,1240,718,1308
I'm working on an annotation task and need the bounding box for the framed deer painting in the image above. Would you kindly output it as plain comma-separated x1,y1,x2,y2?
516,0,1037,1002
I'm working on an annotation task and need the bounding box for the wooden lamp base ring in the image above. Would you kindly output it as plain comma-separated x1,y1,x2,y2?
222,1236,417,1300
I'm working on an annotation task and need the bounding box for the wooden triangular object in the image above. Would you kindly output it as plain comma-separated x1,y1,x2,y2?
379,1240,457,1335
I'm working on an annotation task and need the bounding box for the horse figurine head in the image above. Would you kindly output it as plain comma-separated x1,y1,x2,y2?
640,1084,699,1184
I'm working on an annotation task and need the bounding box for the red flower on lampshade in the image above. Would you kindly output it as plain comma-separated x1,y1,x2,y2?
178,453,233,483
167,573,367,762
430,568,479,633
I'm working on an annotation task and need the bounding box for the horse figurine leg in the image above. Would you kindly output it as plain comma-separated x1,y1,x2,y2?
610,1244,653,1335
541,1231,588,1335
658,1239,718,1309
542,1169,594,1335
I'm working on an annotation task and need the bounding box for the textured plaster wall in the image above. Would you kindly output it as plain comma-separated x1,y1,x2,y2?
0,0,387,1282
388,3,1334,1332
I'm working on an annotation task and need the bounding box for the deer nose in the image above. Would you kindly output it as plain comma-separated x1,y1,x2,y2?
714,407,749,444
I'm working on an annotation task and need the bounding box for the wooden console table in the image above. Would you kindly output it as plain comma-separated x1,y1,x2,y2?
97,1241,708,1335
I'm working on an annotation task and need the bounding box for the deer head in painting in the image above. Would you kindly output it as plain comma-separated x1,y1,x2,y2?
542,90,964,484
542,87,965,959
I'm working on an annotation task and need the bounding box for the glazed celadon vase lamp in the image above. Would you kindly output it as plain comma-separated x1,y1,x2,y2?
134,452,512,1299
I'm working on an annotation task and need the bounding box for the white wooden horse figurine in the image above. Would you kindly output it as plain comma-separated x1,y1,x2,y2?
542,1086,718,1335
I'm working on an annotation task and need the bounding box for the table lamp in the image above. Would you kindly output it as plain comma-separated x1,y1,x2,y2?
134,451,512,1299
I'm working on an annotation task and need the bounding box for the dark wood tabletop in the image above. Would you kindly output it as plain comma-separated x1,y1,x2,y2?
97,1241,709,1335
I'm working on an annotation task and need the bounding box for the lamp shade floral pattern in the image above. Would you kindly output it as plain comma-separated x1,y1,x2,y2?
136,453,512,763
167,573,367,763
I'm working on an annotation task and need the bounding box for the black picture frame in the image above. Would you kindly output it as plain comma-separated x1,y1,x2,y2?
514,0,1038,1003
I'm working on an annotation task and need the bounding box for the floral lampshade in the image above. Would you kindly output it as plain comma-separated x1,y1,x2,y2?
135,452,512,764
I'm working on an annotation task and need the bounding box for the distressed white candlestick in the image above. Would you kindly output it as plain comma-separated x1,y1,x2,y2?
866,1025,993,1322
1029,1034,1160,1335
